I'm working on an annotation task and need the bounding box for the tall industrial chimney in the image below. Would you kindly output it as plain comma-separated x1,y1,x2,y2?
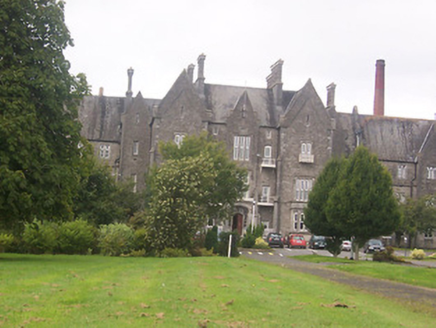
373,59,385,116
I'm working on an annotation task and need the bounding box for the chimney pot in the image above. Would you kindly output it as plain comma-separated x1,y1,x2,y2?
126,67,134,98
99,87,104,97
373,59,385,116
196,54,206,94
326,83,336,107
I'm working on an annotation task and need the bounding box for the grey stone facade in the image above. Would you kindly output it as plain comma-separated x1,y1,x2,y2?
78,55,436,248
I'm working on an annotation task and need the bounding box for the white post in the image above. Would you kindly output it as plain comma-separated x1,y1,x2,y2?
228,234,233,258
251,200,256,231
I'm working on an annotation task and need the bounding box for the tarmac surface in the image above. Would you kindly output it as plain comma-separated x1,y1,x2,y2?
240,248,436,307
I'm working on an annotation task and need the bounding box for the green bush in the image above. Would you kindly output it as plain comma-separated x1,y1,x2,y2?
241,234,256,248
218,231,239,257
373,246,404,262
0,233,14,253
132,228,147,251
205,226,218,252
22,220,59,254
160,248,191,258
98,223,134,256
411,248,426,260
129,249,146,257
429,253,436,259
58,220,96,254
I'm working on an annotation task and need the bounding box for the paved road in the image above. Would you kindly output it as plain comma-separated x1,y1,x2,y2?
240,247,436,307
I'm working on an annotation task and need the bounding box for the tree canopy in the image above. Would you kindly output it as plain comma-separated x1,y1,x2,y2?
0,0,90,230
305,146,400,258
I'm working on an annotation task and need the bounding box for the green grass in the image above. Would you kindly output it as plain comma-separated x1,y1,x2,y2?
0,254,435,327
293,254,436,289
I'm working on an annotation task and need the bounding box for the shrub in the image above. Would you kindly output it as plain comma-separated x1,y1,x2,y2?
217,231,239,257
411,248,426,260
129,249,146,257
205,226,218,252
98,223,134,256
0,233,14,253
58,220,96,254
254,237,269,249
429,253,436,259
132,228,147,251
160,248,191,258
241,234,256,248
373,246,404,262
22,220,59,254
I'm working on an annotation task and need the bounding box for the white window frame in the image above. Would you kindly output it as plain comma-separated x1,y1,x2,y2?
99,145,110,159
264,146,272,158
295,178,313,202
233,136,251,161
427,167,436,180
398,165,407,179
300,213,305,231
294,213,298,230
133,141,139,155
131,173,137,193
261,186,270,203
301,142,312,155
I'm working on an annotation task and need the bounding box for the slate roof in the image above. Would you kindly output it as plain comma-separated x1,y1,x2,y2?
203,84,296,126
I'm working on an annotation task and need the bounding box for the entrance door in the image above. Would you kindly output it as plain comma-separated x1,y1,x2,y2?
232,213,243,235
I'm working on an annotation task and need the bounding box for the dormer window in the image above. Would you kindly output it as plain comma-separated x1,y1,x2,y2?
427,167,436,180
233,136,250,161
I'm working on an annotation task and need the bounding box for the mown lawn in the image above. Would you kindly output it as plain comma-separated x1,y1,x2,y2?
1,253,435,327
293,254,436,289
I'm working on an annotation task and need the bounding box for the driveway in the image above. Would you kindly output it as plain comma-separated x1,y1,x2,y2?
240,247,436,307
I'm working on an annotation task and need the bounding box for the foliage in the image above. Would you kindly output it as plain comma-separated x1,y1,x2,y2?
326,147,400,251
98,223,134,256
0,233,14,252
411,248,426,260
217,231,239,257
158,132,247,221
142,154,217,253
58,219,96,254
74,160,144,226
325,237,342,258
254,237,269,249
241,224,265,248
398,194,436,248
22,219,59,254
0,0,92,230
132,228,147,251
373,246,404,262
241,234,256,248
205,226,218,252
160,248,191,258
429,253,436,259
129,249,146,257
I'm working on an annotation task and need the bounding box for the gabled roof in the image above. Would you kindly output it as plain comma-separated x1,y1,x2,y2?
203,84,295,126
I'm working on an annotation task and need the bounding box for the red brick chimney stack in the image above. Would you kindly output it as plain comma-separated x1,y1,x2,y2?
373,59,385,116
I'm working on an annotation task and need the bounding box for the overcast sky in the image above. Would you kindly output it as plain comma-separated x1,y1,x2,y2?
64,0,436,120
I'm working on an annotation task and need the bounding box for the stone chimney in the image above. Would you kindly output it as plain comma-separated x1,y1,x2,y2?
326,83,336,107
99,87,104,97
373,59,385,116
126,67,134,98
266,59,284,106
196,54,206,93
187,64,195,83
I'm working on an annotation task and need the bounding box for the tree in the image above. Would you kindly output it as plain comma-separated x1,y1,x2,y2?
143,154,217,253
159,132,247,221
73,159,144,226
326,146,400,259
304,157,344,257
398,194,436,248
0,0,90,230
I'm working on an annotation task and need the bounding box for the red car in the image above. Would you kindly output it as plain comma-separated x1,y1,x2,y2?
286,234,307,249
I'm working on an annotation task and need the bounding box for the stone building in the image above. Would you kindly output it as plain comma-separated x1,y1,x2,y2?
78,55,436,248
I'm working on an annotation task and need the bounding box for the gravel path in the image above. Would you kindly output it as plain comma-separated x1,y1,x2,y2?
241,249,436,307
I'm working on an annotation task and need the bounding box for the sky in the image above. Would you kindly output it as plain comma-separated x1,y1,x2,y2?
64,0,436,120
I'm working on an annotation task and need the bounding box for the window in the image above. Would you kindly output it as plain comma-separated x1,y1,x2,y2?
131,174,137,193
295,178,313,201
425,230,433,238
213,126,219,135
397,165,407,179
300,213,305,230
294,213,298,230
427,167,436,180
301,143,312,155
261,186,270,203
292,212,306,232
99,145,110,159
174,134,185,148
133,141,139,155
264,146,272,158
135,113,140,124
243,173,250,199
233,136,251,161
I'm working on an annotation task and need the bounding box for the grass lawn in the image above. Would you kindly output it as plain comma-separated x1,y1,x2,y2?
293,254,436,289
0,254,435,327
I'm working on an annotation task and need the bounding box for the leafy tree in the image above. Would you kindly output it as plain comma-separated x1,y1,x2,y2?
326,146,400,259
159,132,247,222
398,195,436,248
73,159,143,226
142,154,217,253
0,0,91,230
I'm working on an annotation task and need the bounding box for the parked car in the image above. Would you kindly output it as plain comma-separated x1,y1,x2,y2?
285,234,307,249
364,239,385,253
266,232,284,248
308,235,326,249
341,240,352,251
